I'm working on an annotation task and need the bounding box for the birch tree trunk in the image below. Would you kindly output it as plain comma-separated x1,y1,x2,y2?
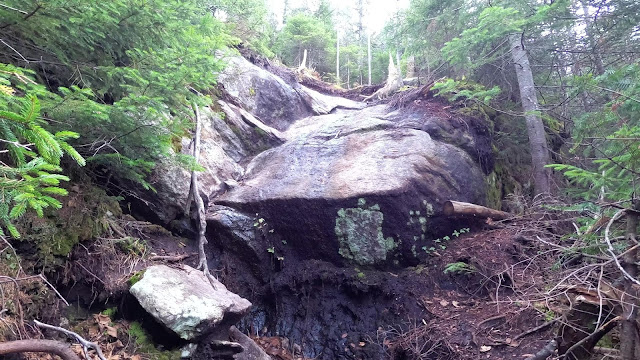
509,33,551,195
367,31,372,86
580,1,605,76
336,31,340,86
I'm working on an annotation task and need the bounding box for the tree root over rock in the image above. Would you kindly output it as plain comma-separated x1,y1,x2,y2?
184,102,219,290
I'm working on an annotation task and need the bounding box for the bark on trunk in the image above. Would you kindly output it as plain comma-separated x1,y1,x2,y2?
336,31,340,86
509,33,551,196
443,201,511,220
580,1,606,76
367,32,372,86
621,202,640,360
298,49,307,70
0,339,79,360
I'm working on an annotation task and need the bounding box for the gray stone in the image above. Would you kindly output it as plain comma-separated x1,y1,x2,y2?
218,55,310,131
295,85,365,115
229,326,272,360
130,265,252,340
148,102,282,224
218,104,487,266
206,205,270,279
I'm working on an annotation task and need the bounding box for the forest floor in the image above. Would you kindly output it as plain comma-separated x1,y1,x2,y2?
241,218,562,360
2,213,565,360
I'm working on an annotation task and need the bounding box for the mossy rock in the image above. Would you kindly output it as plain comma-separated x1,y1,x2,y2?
128,269,146,287
16,184,122,270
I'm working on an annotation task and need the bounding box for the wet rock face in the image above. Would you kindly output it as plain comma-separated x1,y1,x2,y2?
129,265,251,341
218,105,487,266
218,55,311,131
147,103,282,224
145,55,361,224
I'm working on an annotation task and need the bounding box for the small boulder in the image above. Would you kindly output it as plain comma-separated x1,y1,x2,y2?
130,265,252,340
229,326,272,360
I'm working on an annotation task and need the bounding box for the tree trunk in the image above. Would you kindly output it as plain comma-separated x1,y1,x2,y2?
406,56,416,78
580,1,605,75
298,49,307,70
363,53,402,101
347,54,351,89
283,0,289,24
336,31,340,86
185,103,218,290
509,33,551,196
367,31,372,86
620,202,640,360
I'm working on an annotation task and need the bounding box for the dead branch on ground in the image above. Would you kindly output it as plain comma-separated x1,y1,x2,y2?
35,319,107,360
0,339,79,360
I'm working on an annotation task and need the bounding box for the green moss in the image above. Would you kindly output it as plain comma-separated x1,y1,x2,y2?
128,321,181,359
16,184,122,270
115,237,147,256
486,171,502,210
129,322,150,346
128,270,146,287
254,127,268,138
101,307,118,319
335,200,397,265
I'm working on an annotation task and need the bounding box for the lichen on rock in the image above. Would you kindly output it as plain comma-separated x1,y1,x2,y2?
335,198,396,266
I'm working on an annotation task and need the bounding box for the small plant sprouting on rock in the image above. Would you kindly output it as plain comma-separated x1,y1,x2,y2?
424,228,471,255
453,228,470,237
267,247,275,253
444,262,476,275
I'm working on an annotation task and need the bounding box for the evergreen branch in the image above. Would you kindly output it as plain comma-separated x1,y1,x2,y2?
0,4,27,14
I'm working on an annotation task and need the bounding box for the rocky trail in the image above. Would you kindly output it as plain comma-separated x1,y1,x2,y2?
3,52,562,360
122,53,557,359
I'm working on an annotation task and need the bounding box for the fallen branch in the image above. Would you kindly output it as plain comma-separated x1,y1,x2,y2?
604,210,640,287
514,318,558,341
34,320,107,360
526,339,557,360
0,339,79,360
149,253,195,262
443,200,511,220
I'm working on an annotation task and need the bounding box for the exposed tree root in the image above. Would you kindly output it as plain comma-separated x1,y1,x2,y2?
0,339,79,360
185,103,219,290
35,320,107,360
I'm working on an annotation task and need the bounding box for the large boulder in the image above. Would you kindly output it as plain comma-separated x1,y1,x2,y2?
145,55,362,224
130,265,252,340
146,103,283,224
218,105,488,266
